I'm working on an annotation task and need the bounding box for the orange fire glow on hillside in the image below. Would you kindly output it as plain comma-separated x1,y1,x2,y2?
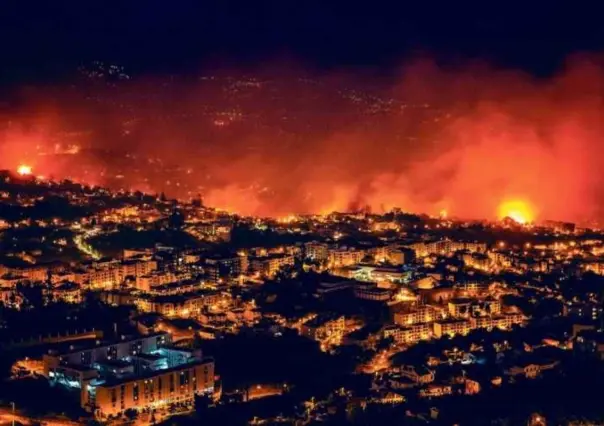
498,199,535,224
1,57,604,223
17,165,32,176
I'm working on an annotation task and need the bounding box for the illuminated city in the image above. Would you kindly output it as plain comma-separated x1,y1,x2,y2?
0,166,602,424
1,4,604,426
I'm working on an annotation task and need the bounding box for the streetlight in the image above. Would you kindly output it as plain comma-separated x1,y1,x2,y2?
10,402,15,426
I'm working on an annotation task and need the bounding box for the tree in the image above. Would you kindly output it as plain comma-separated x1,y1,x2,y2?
83,291,102,309
195,394,213,416
16,283,45,309
168,209,185,230
124,408,138,421
376,336,394,352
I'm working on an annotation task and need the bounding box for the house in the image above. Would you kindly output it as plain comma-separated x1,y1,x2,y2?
419,384,453,398
504,354,560,379
398,365,435,384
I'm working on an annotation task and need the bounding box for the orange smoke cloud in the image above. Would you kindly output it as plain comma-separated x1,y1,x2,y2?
1,56,604,223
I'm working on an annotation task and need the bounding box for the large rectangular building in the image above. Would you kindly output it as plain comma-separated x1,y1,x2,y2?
43,333,169,374
328,247,366,267
85,259,158,289
250,254,294,277
383,323,431,344
305,242,329,262
393,304,443,326
433,319,472,338
470,313,524,331
93,358,214,417
135,290,226,317
42,332,215,418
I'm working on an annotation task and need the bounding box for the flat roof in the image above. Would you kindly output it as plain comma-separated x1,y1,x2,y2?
96,359,133,368
57,362,97,373
132,353,164,361
49,332,169,357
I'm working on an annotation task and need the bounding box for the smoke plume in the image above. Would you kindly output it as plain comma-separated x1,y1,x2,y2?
1,55,604,223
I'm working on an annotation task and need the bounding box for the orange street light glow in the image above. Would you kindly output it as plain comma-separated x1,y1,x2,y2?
498,199,535,224
17,165,32,176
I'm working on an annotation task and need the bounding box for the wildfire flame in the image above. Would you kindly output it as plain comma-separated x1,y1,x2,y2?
277,215,298,224
498,199,535,224
17,165,32,176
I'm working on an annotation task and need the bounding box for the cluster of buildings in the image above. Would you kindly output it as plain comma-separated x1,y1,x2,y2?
305,241,413,267
4,175,604,424
386,296,524,343
43,332,214,418
300,314,347,351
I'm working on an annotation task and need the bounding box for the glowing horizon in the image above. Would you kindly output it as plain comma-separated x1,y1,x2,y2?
1,58,604,223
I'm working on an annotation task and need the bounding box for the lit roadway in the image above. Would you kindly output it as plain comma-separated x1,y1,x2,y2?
0,407,80,426
361,345,405,374
0,409,30,426
73,227,102,260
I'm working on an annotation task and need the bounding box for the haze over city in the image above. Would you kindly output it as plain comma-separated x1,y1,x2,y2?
2,55,604,223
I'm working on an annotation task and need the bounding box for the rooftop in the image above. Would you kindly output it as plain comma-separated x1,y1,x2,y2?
48,332,169,357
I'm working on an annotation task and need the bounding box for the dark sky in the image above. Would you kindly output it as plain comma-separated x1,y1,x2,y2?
1,2,604,83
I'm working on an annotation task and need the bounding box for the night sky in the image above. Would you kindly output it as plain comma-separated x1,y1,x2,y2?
1,2,604,83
